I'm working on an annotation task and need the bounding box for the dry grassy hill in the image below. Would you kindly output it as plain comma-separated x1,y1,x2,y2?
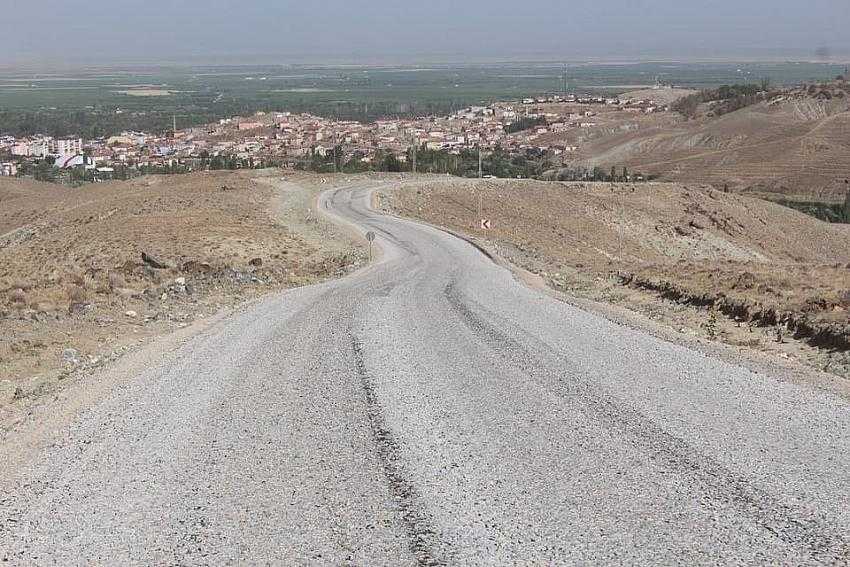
620,87,698,106
579,84,850,201
387,177,850,372
0,171,362,407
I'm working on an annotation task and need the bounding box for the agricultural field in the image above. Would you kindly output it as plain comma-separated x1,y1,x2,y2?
0,61,844,137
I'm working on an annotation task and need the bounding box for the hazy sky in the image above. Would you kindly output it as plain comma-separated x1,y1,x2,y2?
2,0,849,65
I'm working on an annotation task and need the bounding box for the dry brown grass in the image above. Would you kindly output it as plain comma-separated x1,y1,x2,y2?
29,300,57,313
107,271,125,291
0,170,362,397
575,88,850,200
9,288,26,305
12,279,33,291
66,285,87,306
390,177,850,348
66,270,85,288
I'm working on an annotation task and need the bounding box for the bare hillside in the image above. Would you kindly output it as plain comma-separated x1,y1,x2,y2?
620,87,698,106
578,84,850,200
0,171,362,410
387,177,850,374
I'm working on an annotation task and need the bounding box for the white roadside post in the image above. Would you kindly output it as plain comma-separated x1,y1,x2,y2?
366,231,376,262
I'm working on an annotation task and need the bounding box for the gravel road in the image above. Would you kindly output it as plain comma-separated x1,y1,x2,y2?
2,181,849,566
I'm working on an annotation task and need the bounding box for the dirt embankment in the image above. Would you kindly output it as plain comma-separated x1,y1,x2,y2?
386,177,850,376
0,171,363,418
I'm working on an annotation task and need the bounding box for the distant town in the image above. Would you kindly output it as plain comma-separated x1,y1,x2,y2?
0,92,667,182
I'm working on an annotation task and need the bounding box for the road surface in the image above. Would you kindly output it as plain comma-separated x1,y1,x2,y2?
2,182,849,565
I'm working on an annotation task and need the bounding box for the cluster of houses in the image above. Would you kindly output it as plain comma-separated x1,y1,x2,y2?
0,93,667,179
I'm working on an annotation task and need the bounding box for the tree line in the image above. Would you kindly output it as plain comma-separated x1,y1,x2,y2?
673,80,772,119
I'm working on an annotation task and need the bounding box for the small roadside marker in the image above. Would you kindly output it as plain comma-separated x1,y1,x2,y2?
366,231,376,261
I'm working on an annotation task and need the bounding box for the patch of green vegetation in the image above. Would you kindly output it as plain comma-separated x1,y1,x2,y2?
301,145,554,178
672,80,773,119
504,116,546,134
775,199,850,224
0,62,842,137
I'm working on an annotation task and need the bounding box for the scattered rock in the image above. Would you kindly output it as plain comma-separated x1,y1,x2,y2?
174,277,186,286
69,302,94,315
143,266,163,282
141,252,169,270
115,287,140,299
249,258,263,267
182,260,212,274
688,218,707,230
61,348,81,366
125,310,138,318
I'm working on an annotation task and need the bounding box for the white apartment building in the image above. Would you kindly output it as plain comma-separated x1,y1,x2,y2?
11,143,30,156
51,138,83,155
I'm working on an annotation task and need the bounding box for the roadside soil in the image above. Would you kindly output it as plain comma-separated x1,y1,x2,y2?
0,170,364,427
384,176,850,380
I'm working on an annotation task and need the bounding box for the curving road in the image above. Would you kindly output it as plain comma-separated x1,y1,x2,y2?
2,182,849,565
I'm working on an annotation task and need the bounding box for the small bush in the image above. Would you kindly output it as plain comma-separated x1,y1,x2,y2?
67,285,87,305
67,270,85,287
8,278,33,292
10,288,27,305
108,272,126,290
31,300,56,313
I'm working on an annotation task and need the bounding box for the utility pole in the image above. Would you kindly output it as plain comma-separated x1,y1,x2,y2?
411,134,417,174
563,64,568,97
172,115,177,138
333,130,338,174
478,145,483,179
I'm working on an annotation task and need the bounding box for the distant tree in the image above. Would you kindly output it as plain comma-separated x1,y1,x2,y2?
844,181,850,222
504,116,546,134
380,152,403,172
673,94,701,119
591,166,606,181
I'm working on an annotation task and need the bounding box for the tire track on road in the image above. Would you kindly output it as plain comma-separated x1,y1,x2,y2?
350,331,447,567
444,282,850,565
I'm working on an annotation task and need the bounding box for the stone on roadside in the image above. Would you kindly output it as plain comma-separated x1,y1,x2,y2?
141,252,169,270
61,348,80,366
